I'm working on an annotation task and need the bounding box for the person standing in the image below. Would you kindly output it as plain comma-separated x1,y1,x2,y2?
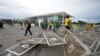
53,21,57,31
48,21,52,30
56,21,60,29
43,20,48,31
0,21,4,29
64,16,71,30
24,22,32,36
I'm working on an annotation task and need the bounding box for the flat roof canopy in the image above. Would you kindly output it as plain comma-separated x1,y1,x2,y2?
27,12,72,18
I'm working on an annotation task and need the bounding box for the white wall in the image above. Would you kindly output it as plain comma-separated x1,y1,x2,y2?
38,18,43,26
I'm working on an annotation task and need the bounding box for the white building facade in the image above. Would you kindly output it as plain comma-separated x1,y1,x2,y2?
26,12,72,26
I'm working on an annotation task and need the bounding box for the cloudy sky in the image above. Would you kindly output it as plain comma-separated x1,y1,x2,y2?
0,0,100,23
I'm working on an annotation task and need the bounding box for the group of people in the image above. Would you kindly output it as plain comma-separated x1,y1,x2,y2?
40,16,72,31
20,16,72,36
0,16,72,36
41,20,61,31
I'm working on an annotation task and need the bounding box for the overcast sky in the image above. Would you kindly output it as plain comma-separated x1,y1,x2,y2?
0,0,100,23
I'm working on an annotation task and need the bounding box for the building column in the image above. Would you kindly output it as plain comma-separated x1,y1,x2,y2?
37,17,40,27
47,16,49,22
54,13,56,22
62,13,65,24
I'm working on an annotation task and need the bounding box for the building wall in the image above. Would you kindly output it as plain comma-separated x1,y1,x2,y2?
28,13,66,26
37,15,64,26
38,18,43,26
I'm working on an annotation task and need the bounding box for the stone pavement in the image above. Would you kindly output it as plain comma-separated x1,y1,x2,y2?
0,24,64,56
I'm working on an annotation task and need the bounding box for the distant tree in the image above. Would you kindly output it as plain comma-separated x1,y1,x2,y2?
96,23,100,25
78,20,87,24
72,22,78,24
77,20,87,26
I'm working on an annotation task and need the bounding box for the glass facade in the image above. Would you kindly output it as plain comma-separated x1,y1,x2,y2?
48,15,63,22
28,12,68,26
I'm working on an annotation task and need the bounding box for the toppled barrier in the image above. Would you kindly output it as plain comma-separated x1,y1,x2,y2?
6,30,66,56
73,26,100,56
43,31,66,46
55,27,91,56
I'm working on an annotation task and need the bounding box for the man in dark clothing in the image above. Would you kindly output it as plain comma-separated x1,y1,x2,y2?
42,20,48,30
0,21,4,29
24,23,32,36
